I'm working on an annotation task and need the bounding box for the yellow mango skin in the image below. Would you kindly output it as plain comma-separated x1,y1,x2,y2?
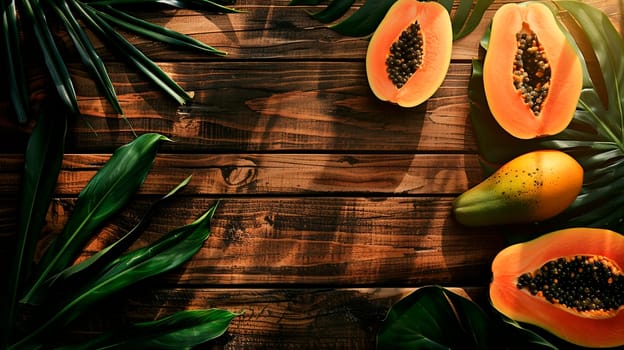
453,150,583,226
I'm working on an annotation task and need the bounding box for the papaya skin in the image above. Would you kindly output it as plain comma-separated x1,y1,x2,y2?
365,0,452,107
483,2,583,139
453,150,583,226
490,228,624,348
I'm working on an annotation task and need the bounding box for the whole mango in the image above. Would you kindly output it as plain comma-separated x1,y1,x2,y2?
453,150,583,226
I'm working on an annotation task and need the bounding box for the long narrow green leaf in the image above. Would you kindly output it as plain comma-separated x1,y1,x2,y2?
94,5,226,55
22,133,171,305
73,2,191,105
308,0,354,24
49,0,123,115
87,0,240,12
59,309,239,350
80,2,193,105
46,175,192,291
20,0,80,115
11,203,219,348
1,0,30,123
0,107,67,348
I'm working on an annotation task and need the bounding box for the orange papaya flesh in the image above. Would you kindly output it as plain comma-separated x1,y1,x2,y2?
483,2,582,139
366,0,452,108
491,228,624,348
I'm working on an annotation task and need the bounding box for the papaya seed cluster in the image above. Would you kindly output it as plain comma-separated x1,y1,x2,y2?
513,31,551,116
516,255,624,313
386,22,424,89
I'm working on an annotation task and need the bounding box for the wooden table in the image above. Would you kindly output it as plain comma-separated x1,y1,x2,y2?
1,0,621,348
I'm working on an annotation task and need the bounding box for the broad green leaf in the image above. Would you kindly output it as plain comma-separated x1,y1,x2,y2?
497,315,558,350
22,133,171,305
453,0,495,40
376,286,499,349
1,0,29,123
308,0,355,24
46,176,192,291
59,309,240,350
329,0,395,37
12,203,219,348
294,0,494,40
0,108,67,348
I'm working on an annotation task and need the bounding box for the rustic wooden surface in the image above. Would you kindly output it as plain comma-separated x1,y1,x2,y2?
0,0,621,348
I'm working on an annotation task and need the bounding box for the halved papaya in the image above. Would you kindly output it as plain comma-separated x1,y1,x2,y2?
366,0,452,108
490,227,624,348
483,2,582,139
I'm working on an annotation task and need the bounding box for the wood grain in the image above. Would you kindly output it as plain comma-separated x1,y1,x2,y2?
0,153,484,196
65,287,487,350
1,0,621,348
13,197,504,286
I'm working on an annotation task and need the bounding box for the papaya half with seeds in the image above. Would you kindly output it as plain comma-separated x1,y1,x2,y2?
490,227,624,348
452,150,583,227
483,2,582,139
365,0,452,108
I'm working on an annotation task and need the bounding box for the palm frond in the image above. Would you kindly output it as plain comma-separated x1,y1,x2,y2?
1,0,30,123
3,0,236,123
50,0,124,114
21,0,80,115
94,5,226,55
290,0,494,40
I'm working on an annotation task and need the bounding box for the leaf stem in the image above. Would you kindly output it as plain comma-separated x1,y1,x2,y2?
578,98,624,152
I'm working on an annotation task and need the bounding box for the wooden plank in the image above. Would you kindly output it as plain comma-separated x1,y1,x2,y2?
61,1,621,61
67,287,488,350
30,61,475,152
16,197,505,286
0,153,484,196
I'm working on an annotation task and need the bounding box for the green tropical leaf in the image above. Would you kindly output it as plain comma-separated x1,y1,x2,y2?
11,203,219,348
49,0,124,115
291,0,494,40
376,286,499,349
308,0,354,24
87,0,240,13
74,2,193,105
0,107,67,348
45,175,192,291
22,133,171,305
21,0,80,115
58,309,240,350
452,0,495,40
329,0,395,37
497,315,558,350
1,0,30,123
93,5,226,55
468,1,624,238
